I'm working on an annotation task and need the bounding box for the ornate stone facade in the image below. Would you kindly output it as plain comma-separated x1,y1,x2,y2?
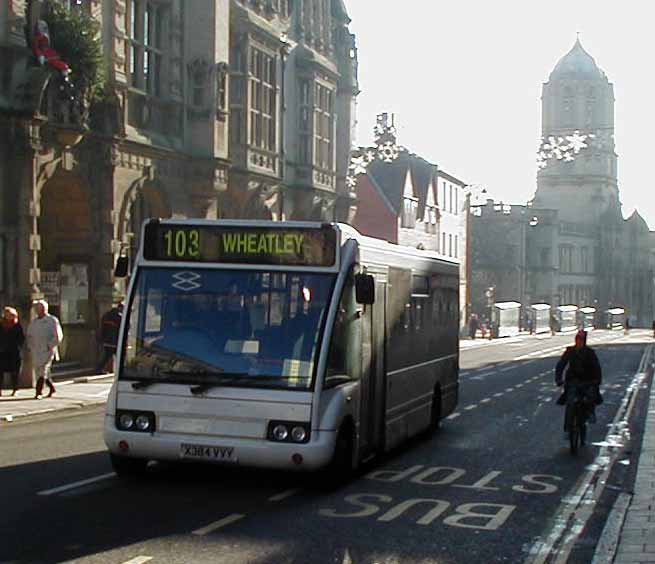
0,0,230,375
0,0,359,375
225,0,358,221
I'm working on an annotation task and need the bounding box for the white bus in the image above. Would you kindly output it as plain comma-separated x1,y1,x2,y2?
104,220,459,477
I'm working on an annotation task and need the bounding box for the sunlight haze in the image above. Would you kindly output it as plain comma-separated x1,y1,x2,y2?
346,0,654,228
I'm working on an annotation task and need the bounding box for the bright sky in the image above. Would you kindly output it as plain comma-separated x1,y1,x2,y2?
345,1,654,229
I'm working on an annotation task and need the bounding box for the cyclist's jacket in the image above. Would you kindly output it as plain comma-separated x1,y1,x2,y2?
555,345,602,386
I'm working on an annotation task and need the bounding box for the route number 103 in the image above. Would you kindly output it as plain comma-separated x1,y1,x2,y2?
163,229,200,259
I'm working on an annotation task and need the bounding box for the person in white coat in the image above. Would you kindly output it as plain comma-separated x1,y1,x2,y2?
27,300,63,399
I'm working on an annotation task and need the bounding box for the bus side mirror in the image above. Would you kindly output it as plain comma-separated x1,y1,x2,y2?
355,274,375,305
114,256,129,278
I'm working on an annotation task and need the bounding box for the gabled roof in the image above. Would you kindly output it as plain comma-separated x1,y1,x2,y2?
409,156,436,217
626,210,650,234
367,156,412,214
367,153,438,217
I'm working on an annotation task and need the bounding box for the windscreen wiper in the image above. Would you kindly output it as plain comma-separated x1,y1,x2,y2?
130,369,222,391
189,373,250,395
130,378,161,390
189,374,309,394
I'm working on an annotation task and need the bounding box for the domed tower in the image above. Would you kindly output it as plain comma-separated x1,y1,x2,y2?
533,37,619,223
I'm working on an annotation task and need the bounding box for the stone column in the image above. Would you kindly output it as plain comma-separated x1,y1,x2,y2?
14,125,45,389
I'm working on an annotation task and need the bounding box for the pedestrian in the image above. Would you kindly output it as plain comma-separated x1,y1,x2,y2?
550,314,558,336
0,307,25,396
468,314,479,340
624,317,630,335
97,302,123,374
26,300,63,399
652,319,655,339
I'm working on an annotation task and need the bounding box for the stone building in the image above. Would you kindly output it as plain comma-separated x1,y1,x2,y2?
0,0,358,376
470,38,655,325
225,0,358,221
352,146,469,330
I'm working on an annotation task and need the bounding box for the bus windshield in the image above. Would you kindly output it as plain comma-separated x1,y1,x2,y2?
120,268,335,390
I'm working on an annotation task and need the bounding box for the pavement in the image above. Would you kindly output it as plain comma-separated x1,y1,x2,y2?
609,342,655,564
2,334,655,563
0,373,113,422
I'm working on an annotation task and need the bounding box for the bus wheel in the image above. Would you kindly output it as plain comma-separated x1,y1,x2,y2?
430,388,442,434
110,453,148,478
325,423,354,487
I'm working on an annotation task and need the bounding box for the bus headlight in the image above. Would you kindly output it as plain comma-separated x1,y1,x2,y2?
135,415,151,431
291,426,307,443
272,424,289,441
268,421,310,443
116,410,156,433
118,413,134,430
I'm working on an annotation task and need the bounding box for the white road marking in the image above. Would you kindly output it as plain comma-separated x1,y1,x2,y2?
268,488,301,502
505,388,514,392
515,384,524,388
493,393,504,398
499,367,514,372
37,473,116,496
192,514,245,536
121,557,153,564
446,412,461,420
480,398,491,404
525,345,653,564
464,404,477,411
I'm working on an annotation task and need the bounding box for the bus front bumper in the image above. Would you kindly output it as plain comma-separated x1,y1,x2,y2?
104,417,336,471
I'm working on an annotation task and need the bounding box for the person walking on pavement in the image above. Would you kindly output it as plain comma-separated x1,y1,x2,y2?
652,319,655,339
27,300,63,399
0,307,25,396
468,314,480,340
96,303,123,374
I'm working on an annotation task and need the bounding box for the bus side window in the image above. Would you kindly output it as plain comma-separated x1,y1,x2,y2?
325,270,360,384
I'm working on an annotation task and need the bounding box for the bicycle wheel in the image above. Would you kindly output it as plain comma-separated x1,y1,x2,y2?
579,407,589,446
569,410,581,454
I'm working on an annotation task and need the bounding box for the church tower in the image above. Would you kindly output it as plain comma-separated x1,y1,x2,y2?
533,38,619,223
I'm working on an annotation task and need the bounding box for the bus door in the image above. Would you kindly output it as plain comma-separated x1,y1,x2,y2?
358,281,387,458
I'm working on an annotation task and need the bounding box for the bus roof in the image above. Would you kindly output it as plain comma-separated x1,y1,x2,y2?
338,223,460,270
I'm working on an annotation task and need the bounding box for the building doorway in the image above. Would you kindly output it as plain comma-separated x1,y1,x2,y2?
38,169,96,366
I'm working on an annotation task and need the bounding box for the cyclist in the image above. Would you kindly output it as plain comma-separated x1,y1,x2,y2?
555,330,602,433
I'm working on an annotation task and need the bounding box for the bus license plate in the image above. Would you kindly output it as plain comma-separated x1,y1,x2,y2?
180,443,237,463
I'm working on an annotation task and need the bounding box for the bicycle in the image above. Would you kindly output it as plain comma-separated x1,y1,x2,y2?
566,387,595,454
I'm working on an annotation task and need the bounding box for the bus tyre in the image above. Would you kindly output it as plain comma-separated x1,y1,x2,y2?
110,453,148,478
325,424,354,487
429,388,442,434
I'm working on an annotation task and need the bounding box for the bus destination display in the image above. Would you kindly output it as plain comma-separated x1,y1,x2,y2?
143,224,338,267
